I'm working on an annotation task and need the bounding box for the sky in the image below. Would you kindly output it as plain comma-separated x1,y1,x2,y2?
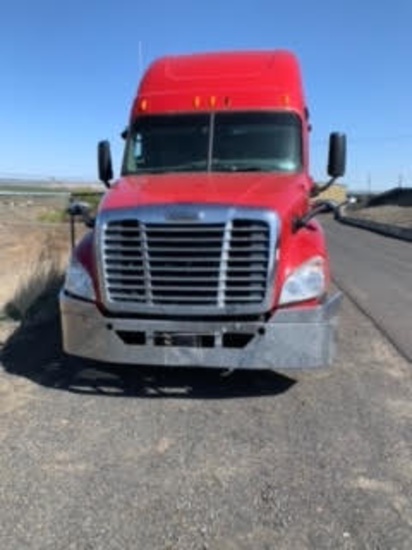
2,0,412,191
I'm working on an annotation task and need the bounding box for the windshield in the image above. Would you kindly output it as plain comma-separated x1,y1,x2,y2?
123,112,302,175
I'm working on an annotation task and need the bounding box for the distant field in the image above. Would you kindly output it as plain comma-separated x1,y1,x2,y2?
0,177,101,193
0,186,101,194
0,186,71,194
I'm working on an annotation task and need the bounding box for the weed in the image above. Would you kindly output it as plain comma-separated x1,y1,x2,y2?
4,233,68,323
37,209,68,223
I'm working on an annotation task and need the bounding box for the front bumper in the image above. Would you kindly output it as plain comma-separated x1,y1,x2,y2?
60,292,342,370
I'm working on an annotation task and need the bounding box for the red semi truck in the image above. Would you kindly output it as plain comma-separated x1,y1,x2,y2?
60,50,346,370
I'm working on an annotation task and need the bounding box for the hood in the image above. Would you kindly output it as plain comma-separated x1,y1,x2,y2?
99,172,310,218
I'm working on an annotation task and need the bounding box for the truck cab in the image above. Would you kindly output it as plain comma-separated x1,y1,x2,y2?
60,50,346,370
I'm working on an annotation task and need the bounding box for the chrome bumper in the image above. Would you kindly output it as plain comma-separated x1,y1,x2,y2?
60,292,342,370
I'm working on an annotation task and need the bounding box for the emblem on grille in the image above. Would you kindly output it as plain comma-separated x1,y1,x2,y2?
166,209,204,221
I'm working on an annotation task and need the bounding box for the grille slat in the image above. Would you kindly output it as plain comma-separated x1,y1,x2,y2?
106,265,266,281
108,284,265,292
147,248,224,254
114,246,270,254
107,274,266,282
102,213,271,310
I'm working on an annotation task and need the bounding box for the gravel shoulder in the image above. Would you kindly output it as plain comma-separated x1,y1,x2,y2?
1,288,411,549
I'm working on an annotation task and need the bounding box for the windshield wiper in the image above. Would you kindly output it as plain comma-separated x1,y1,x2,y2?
136,161,207,174
212,160,268,172
134,160,277,174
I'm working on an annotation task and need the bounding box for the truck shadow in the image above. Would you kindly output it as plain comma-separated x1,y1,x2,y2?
1,307,296,400
65,362,296,399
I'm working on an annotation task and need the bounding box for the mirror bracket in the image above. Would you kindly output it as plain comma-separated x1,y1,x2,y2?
293,200,337,232
311,177,336,197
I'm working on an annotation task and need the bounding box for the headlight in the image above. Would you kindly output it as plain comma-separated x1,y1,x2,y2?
64,256,96,301
279,256,325,305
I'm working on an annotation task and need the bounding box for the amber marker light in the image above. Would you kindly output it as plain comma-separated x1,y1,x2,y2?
139,98,148,111
210,95,217,108
193,96,201,108
281,94,291,106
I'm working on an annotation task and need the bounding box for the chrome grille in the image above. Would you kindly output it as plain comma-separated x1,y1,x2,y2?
99,206,277,314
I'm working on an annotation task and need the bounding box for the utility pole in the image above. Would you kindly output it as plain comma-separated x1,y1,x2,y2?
367,172,372,195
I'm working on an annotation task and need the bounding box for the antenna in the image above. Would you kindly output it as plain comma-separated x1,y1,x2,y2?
138,41,143,80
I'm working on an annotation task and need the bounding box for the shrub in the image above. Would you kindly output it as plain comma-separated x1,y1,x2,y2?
4,234,66,322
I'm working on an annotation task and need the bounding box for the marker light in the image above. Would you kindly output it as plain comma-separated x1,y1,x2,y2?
139,98,148,111
193,96,201,108
210,96,217,107
281,94,290,106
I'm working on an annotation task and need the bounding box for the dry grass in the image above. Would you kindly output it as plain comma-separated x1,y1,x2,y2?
5,260,62,322
0,197,92,347
4,232,67,322
37,209,68,224
0,222,71,327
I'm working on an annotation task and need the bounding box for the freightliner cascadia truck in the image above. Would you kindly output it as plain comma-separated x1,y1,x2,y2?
60,50,347,370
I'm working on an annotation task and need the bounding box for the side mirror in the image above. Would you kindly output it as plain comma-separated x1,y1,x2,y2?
120,127,128,140
311,132,347,197
98,140,113,187
328,132,346,178
67,201,95,227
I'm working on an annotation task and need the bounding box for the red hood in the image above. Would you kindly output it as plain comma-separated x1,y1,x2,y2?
99,173,310,217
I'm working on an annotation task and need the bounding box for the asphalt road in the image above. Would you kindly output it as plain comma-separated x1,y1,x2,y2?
324,217,412,362
0,223,411,550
